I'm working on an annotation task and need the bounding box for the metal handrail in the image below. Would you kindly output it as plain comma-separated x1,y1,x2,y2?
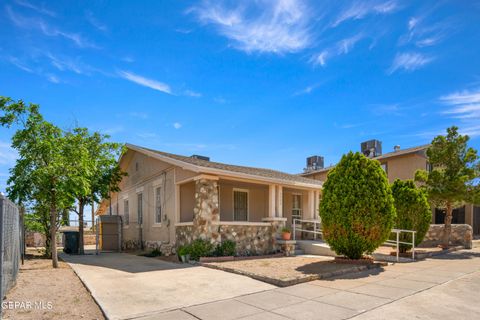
385,229,416,262
292,219,322,240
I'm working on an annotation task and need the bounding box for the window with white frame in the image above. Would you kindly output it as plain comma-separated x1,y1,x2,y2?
381,163,388,174
233,189,248,221
124,199,129,225
137,193,143,225
292,194,302,222
155,186,162,224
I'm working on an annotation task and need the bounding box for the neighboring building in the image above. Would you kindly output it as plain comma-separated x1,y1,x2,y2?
97,144,322,255
301,140,480,236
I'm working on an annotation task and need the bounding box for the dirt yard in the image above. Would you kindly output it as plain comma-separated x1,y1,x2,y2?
3,258,104,320
203,256,381,286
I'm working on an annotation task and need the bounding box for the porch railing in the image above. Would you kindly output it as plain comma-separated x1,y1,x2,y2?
292,219,322,240
385,229,416,262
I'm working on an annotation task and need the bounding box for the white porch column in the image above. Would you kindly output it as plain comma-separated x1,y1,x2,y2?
307,190,315,220
268,185,276,218
313,190,319,220
275,185,283,217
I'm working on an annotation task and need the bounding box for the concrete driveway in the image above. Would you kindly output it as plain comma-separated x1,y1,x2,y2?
60,252,274,320
62,248,480,320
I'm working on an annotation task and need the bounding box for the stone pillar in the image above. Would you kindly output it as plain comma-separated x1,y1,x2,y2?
275,185,283,217
192,177,220,244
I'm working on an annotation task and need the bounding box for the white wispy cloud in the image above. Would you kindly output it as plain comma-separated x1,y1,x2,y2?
128,112,149,119
118,70,172,94
332,0,399,27
15,0,55,17
46,74,60,83
440,88,480,119
184,90,202,97
173,122,182,129
189,0,312,54
85,11,107,32
310,34,363,67
293,83,323,96
309,50,329,66
7,57,33,73
6,6,98,49
46,53,89,75
388,52,433,74
400,12,451,48
0,141,17,165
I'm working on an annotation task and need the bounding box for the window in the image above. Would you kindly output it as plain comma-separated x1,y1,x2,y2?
155,186,162,224
426,162,433,172
124,199,129,225
135,162,139,171
137,193,143,225
381,163,388,174
292,194,302,222
233,190,248,221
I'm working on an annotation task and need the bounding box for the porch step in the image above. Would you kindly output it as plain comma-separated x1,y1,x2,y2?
296,240,336,256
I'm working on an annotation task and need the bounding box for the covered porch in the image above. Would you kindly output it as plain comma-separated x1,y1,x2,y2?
174,174,321,255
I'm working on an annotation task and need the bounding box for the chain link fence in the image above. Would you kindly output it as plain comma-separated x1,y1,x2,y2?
0,194,21,302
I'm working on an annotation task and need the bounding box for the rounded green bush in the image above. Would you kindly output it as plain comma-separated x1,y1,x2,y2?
320,152,396,259
391,179,431,253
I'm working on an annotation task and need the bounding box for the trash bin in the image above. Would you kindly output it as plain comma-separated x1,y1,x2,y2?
63,231,79,254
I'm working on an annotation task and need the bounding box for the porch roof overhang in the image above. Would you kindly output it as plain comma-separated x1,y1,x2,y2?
126,144,322,190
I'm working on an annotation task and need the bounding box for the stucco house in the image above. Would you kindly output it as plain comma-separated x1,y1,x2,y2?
97,144,322,255
301,140,480,236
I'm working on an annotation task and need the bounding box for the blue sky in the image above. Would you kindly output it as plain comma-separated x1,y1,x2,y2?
1,0,480,196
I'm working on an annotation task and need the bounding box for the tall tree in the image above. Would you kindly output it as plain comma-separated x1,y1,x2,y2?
415,126,479,247
1,97,75,267
64,128,124,254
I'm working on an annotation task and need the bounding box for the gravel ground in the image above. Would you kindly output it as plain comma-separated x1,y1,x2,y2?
2,258,104,320
204,256,371,285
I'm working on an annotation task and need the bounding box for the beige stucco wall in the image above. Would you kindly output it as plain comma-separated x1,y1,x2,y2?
379,153,427,183
180,181,195,222
217,180,268,222
110,150,196,248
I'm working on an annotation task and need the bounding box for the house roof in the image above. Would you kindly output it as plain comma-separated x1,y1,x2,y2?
300,144,430,176
126,144,322,188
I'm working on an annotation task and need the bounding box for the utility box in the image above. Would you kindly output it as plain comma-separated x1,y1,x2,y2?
97,215,122,252
62,231,79,254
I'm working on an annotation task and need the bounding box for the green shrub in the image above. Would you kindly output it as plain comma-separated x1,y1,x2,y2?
214,240,236,257
140,248,162,257
177,245,189,257
391,179,432,253
281,227,291,233
188,239,214,261
320,152,396,259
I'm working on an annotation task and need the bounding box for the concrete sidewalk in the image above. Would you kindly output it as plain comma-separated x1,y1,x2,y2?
62,249,480,320
152,249,480,320
60,252,274,320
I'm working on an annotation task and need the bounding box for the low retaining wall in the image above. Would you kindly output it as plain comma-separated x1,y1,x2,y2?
175,223,276,256
420,224,473,249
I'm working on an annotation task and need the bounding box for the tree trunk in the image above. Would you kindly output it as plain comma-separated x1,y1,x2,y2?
91,200,95,232
50,204,58,268
78,199,85,255
443,202,453,248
